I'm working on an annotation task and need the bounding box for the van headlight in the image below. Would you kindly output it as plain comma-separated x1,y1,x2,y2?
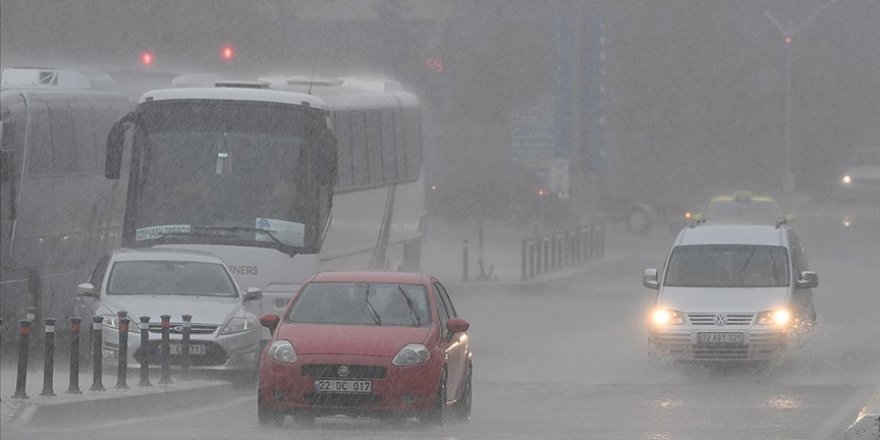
267,339,297,363
841,175,852,185
757,310,791,326
651,309,684,326
221,317,258,335
392,344,431,367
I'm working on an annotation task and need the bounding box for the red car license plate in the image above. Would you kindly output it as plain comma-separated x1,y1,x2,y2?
314,379,372,394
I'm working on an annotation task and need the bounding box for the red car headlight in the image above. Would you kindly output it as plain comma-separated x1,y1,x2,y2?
392,343,430,367
268,339,297,363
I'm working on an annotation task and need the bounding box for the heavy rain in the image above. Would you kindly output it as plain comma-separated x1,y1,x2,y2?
1,1,879,439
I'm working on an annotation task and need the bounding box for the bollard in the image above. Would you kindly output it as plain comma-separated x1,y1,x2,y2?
138,316,151,387
181,314,192,379
116,311,129,389
40,318,56,396
159,314,172,384
67,318,82,394
521,239,528,281
90,316,105,391
12,320,31,399
462,240,469,282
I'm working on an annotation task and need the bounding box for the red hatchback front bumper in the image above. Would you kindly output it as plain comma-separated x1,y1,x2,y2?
259,353,441,416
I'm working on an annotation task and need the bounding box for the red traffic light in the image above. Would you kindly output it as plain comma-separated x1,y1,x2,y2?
220,45,236,61
140,51,155,66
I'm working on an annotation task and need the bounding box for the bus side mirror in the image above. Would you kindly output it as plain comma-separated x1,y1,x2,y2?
0,150,12,184
105,112,134,180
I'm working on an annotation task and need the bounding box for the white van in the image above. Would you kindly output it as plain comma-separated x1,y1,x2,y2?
643,223,817,362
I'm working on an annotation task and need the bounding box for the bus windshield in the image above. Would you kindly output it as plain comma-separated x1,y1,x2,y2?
128,100,327,253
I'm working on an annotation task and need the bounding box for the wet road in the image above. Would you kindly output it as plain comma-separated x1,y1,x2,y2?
4,197,878,440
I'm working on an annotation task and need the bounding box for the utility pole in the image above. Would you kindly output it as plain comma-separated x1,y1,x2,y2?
763,0,845,194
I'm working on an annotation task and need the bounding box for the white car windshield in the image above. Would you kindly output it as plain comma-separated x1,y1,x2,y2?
107,261,237,297
664,245,790,288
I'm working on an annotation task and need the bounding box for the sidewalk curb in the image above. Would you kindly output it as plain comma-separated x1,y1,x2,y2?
443,251,628,292
4,381,232,427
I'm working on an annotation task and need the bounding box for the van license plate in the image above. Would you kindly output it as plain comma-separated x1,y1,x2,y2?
697,333,744,344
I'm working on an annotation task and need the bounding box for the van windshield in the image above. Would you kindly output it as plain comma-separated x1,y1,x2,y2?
664,245,790,288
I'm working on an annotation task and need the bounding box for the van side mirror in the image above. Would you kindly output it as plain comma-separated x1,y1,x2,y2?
243,287,263,302
796,271,818,289
105,112,135,180
643,268,660,289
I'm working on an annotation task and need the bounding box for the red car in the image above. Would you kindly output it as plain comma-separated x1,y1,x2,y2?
257,271,472,426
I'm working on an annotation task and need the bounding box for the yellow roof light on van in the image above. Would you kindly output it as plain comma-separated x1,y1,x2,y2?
733,191,753,202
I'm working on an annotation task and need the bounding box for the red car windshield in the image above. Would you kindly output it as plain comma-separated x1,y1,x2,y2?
286,282,431,327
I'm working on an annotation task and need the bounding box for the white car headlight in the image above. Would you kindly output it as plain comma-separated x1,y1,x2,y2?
841,175,852,185
757,310,791,326
267,339,297,363
101,315,140,332
651,308,684,326
220,317,258,335
392,343,431,367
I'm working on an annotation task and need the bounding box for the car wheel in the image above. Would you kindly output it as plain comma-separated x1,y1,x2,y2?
257,394,285,428
422,366,448,426
627,207,652,234
453,365,472,423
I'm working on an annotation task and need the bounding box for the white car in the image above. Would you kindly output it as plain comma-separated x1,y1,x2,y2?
644,223,817,362
76,248,263,378
839,148,880,198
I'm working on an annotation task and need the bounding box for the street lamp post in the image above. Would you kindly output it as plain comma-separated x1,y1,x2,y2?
764,0,844,194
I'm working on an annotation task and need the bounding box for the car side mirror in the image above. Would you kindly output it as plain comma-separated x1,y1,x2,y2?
243,287,263,302
76,282,98,298
446,317,470,336
796,271,818,289
259,314,280,333
643,268,659,289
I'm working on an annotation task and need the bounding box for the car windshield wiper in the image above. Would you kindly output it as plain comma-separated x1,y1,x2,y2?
397,286,422,326
364,287,382,326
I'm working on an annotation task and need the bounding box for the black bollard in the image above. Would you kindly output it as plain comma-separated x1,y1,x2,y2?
12,320,31,399
138,316,151,387
67,318,82,394
159,314,172,384
115,311,129,390
181,314,192,379
90,316,105,391
40,318,56,396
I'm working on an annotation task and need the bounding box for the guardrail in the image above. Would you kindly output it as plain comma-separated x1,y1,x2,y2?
521,222,605,281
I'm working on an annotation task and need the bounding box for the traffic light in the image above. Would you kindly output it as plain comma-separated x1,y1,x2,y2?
140,51,155,66
220,45,236,61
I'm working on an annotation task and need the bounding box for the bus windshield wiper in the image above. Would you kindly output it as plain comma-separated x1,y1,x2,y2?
397,286,422,326
197,226,285,246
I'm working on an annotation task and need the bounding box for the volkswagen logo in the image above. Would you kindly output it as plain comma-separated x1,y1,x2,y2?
713,314,729,327
337,365,350,378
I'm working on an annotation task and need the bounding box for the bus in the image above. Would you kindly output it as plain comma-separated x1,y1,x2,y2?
0,68,132,345
104,76,425,318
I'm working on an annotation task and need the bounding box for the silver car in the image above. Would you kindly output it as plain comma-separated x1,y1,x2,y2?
76,248,263,377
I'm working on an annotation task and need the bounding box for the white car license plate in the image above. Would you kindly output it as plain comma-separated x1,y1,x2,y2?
314,379,372,394
697,332,744,344
168,344,206,355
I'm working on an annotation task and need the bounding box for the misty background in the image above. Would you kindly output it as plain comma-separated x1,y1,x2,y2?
3,0,878,220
